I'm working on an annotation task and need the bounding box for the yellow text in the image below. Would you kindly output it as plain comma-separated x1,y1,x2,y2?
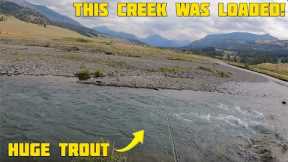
8,143,50,157
59,143,110,157
73,2,109,17
219,2,286,17
176,3,210,17
117,2,167,17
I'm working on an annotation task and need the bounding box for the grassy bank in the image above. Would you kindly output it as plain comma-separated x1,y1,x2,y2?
228,62,288,81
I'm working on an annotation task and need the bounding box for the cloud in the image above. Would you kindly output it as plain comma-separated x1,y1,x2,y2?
25,0,288,41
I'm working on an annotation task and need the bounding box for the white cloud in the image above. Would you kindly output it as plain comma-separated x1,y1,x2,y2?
25,0,288,41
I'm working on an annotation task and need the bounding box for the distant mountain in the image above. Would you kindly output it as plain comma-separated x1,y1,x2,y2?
140,35,188,48
94,26,141,43
0,0,98,36
187,32,278,50
185,32,288,64
94,26,188,47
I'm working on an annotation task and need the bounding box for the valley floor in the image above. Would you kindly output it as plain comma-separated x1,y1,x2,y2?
0,37,267,92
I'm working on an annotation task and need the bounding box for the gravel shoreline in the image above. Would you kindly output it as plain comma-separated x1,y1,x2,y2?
0,39,269,93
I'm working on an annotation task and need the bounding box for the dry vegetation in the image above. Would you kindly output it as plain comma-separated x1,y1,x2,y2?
0,16,238,90
0,16,210,63
0,16,86,39
252,63,288,81
228,62,288,81
253,63,288,75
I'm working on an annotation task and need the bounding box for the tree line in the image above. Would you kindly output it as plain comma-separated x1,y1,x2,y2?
190,47,288,65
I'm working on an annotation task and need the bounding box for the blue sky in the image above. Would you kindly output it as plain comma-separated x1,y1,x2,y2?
26,0,288,41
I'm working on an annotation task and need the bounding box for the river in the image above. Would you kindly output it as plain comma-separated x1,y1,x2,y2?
0,76,288,162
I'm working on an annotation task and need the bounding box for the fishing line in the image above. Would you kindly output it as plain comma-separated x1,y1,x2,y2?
166,112,179,162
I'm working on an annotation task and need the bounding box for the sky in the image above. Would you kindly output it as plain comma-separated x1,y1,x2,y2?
25,0,288,41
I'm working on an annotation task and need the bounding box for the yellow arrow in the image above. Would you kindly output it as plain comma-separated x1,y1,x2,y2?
116,130,145,153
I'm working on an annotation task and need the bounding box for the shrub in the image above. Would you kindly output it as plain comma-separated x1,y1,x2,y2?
75,69,91,80
93,69,105,78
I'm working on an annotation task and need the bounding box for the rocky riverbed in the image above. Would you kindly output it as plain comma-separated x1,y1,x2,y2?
0,38,267,92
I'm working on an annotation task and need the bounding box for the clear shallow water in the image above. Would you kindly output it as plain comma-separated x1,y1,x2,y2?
0,76,287,162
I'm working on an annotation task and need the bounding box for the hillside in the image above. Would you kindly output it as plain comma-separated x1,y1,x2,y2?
31,4,98,37
31,4,81,27
0,0,49,25
0,16,86,39
0,0,98,36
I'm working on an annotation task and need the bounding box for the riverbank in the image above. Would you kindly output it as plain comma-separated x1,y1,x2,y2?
227,62,288,82
0,38,268,93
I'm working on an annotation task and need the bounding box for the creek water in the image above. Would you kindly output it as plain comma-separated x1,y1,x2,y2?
0,76,288,162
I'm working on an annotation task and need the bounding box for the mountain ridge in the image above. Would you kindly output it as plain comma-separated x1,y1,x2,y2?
184,32,288,64
94,26,189,48
0,0,98,37
94,26,141,43
186,32,279,49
